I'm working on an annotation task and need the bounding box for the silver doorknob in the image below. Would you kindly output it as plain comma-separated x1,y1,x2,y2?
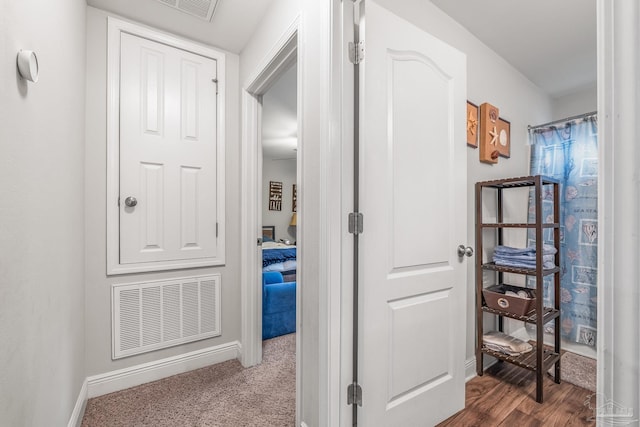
124,196,138,207
457,245,474,258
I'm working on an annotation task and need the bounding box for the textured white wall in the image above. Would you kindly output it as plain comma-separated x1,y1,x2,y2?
0,0,87,424
239,0,301,87
373,0,554,368
84,7,242,376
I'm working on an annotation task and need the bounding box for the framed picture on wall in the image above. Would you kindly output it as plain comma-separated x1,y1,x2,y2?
268,181,283,211
292,184,297,212
262,226,275,241
497,117,511,158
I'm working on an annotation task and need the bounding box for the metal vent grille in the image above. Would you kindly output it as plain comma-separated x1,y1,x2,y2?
112,274,221,359
119,289,140,351
155,0,219,21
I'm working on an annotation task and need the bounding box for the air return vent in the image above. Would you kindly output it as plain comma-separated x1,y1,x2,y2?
112,274,221,359
155,0,220,21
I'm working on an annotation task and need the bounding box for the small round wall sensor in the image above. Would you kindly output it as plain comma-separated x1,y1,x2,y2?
17,50,39,83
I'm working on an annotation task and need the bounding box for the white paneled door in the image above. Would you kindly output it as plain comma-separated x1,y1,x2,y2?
358,1,467,425
119,33,219,265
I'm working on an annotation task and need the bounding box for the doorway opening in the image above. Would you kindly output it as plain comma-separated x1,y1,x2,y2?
239,23,300,423
260,64,298,342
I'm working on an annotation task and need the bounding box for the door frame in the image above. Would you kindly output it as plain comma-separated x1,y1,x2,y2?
239,9,299,377
241,3,346,425
105,16,226,275
596,0,640,415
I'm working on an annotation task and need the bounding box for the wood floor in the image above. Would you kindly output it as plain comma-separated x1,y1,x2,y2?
438,362,596,426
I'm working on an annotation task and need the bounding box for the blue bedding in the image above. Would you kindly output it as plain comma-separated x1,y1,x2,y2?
262,247,297,268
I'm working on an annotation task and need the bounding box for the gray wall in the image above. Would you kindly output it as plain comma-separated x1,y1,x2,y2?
84,6,242,376
262,159,297,242
552,84,598,121
0,0,87,424
375,0,554,368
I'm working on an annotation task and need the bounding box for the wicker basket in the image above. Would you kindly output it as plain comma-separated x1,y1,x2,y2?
483,284,536,316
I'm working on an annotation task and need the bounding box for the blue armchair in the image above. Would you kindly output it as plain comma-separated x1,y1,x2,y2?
262,271,297,339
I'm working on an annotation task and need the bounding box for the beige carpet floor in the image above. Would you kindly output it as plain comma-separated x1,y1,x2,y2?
82,334,296,427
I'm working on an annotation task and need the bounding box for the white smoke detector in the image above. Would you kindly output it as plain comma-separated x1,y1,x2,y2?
156,0,220,22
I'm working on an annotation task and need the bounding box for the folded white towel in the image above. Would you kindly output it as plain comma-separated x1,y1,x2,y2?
483,331,533,356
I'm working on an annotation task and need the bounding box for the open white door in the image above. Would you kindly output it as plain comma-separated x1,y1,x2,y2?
358,1,467,425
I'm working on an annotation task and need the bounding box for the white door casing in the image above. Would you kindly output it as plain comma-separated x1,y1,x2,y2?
239,20,298,369
239,17,303,424
107,18,226,275
358,2,467,425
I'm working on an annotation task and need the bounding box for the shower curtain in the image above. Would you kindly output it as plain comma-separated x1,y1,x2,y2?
527,115,598,347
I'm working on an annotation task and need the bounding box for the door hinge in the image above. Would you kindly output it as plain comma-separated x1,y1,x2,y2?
348,212,363,235
117,196,120,207
212,78,219,94
347,382,363,406
348,40,365,65
216,222,219,237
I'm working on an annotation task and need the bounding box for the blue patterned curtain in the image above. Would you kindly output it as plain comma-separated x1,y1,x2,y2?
527,116,598,347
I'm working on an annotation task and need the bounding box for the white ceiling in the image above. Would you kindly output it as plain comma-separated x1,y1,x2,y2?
86,0,276,53
262,65,298,160
87,0,597,97
430,0,597,98
87,0,596,154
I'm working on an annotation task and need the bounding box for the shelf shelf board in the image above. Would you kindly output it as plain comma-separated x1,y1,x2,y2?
481,344,560,372
476,175,559,189
481,262,560,276
482,305,560,324
480,223,559,229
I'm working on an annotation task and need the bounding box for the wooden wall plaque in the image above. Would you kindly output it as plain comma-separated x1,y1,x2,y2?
479,102,500,164
467,101,479,147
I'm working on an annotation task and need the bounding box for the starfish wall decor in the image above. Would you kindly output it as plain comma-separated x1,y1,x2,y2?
466,101,479,147
479,102,500,164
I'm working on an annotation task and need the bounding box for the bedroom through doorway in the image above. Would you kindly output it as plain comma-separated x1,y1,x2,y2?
237,31,300,421
260,63,299,344
239,23,300,419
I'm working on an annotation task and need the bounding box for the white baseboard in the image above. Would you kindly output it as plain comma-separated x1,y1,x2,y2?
466,355,499,381
465,357,477,382
68,378,88,427
87,340,241,398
